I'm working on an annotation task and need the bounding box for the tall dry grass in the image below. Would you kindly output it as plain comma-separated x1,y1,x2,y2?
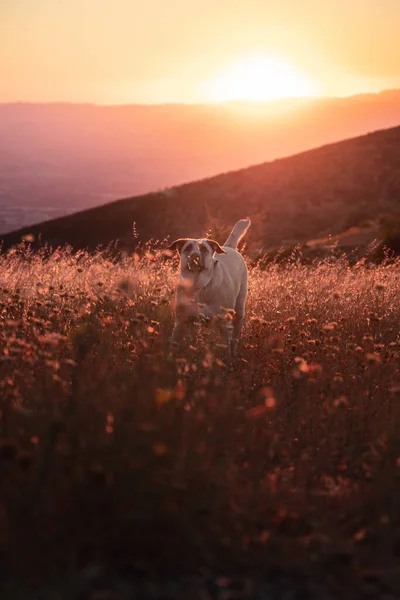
0,244,399,596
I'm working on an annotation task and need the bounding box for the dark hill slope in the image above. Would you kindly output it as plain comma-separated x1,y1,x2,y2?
2,125,400,253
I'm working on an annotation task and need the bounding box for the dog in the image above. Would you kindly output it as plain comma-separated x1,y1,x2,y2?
168,218,251,363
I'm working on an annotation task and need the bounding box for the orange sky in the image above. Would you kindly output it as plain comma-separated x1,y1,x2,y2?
1,0,400,104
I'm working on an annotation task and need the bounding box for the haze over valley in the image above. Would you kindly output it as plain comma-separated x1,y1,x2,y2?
1,89,400,234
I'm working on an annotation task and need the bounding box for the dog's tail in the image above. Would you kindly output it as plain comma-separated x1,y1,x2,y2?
224,218,251,249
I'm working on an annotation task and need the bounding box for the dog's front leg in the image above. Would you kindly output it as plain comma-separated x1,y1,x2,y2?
170,289,192,348
231,280,247,360
217,320,233,367
188,321,199,347
231,313,244,359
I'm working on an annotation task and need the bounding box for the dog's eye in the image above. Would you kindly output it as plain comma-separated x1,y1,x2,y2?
185,243,193,252
200,245,207,252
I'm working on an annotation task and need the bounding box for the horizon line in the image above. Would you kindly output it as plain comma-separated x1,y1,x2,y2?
1,88,400,108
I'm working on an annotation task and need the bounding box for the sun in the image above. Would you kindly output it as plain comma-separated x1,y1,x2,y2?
209,56,316,103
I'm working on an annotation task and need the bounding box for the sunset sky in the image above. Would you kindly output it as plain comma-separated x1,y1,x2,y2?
1,0,400,104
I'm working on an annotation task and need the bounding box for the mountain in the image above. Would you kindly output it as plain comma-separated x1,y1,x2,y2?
1,90,400,233
2,124,400,257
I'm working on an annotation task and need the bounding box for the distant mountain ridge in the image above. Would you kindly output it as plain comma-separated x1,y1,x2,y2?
2,124,400,257
1,89,400,234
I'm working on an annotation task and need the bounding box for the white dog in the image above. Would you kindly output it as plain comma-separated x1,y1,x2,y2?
168,218,251,362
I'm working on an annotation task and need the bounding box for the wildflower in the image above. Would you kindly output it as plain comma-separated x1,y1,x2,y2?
308,363,323,376
259,530,270,543
265,396,276,408
37,333,66,346
250,316,262,324
259,387,276,408
368,312,382,323
155,388,173,407
153,443,168,455
333,396,348,408
247,405,268,418
322,322,337,332
162,249,174,258
294,357,308,373
366,352,381,365
353,528,367,542
174,381,187,401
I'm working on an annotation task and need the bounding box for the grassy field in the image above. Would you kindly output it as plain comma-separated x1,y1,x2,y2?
0,244,399,598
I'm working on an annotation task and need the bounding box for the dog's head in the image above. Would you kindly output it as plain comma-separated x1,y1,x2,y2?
168,238,226,274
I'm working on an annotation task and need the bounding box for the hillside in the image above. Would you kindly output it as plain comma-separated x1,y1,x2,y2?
2,124,400,255
1,89,400,233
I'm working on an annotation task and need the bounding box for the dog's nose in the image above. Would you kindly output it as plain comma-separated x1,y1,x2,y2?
189,252,201,264
187,252,202,272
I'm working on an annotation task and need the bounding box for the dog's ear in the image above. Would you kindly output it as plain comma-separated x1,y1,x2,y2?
167,239,189,254
207,240,226,254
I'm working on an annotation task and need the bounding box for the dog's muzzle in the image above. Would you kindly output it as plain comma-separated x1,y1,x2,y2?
187,254,204,272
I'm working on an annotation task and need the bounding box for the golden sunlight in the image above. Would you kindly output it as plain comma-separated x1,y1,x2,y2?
209,56,317,102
